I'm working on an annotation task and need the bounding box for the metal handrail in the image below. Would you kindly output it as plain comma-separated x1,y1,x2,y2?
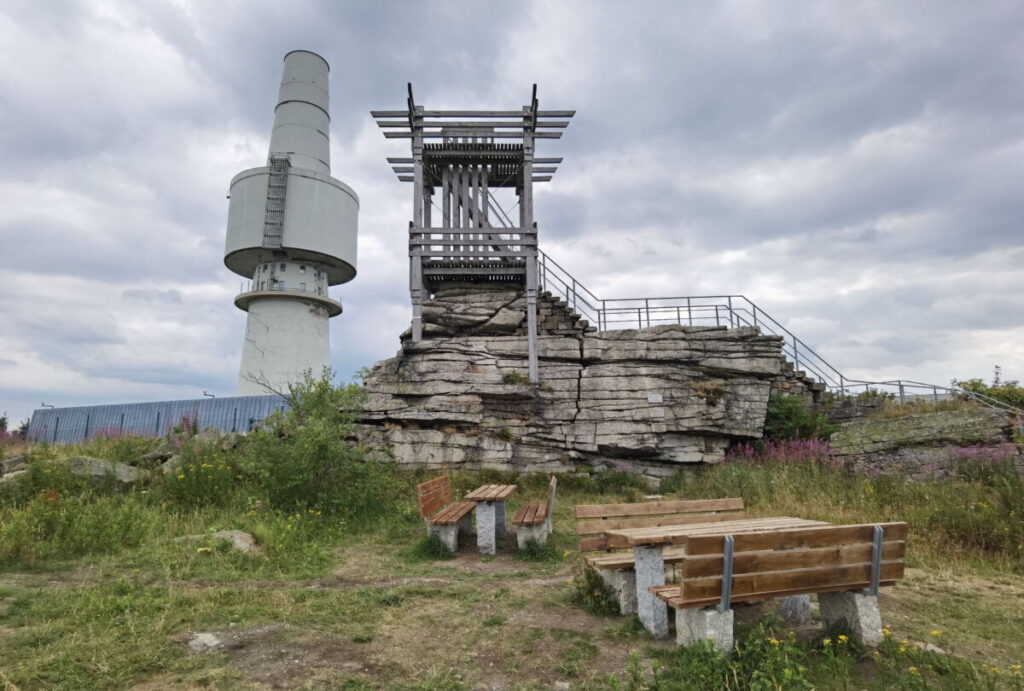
535,250,1024,417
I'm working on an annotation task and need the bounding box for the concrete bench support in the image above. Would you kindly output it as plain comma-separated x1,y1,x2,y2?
818,591,883,646
777,594,813,625
428,523,459,552
635,545,669,638
677,607,735,651
516,522,547,548
476,501,509,555
598,567,637,615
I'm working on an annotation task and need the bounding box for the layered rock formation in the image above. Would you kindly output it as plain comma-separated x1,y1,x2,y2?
830,407,1022,477
360,283,790,480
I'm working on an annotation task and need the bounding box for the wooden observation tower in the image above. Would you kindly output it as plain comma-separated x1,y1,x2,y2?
372,85,574,384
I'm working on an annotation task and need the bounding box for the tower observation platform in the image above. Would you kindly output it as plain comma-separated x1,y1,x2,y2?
371,85,573,383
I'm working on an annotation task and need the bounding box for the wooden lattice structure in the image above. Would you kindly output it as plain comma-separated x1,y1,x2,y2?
371,85,574,383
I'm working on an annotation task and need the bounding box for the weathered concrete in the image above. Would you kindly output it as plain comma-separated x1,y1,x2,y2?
476,501,498,555
777,594,813,625
598,568,638,615
676,607,735,651
516,523,547,549
428,523,460,552
361,284,790,476
818,591,883,647
635,546,669,638
59,456,144,486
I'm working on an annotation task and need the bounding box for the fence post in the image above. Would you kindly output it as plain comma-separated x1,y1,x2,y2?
687,297,693,326
839,374,845,396
898,382,905,403
932,386,939,403
714,305,720,326
637,307,642,329
601,299,606,331
753,304,758,328
675,306,681,326
793,336,800,370
727,296,734,328
645,299,650,328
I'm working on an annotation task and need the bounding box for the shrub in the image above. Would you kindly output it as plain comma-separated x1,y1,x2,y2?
156,446,240,507
953,372,1024,410
237,371,400,523
501,370,528,385
763,394,836,441
569,561,621,616
404,533,456,562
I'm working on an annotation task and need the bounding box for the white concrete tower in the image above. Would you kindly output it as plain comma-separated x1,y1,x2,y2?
224,50,358,395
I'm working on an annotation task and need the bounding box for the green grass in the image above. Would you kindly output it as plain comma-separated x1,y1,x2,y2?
1,418,1022,687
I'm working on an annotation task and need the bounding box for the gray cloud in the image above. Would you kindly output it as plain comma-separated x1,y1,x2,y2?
1,0,1022,425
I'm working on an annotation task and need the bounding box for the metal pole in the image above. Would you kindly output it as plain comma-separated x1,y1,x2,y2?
753,304,758,328
676,306,681,326
898,382,905,403
637,308,642,329
714,305,720,326
645,299,650,328
932,386,939,403
866,525,884,596
793,336,800,370
687,297,693,326
718,535,735,613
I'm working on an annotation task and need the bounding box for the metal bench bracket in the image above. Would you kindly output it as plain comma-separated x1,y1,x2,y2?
865,524,884,596
718,535,735,612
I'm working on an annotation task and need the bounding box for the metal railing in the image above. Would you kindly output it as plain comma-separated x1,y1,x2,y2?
536,250,1024,416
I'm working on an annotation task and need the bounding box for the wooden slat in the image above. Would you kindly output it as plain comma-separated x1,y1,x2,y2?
574,498,744,519
684,522,908,556
587,546,688,570
578,536,613,552
576,512,747,536
416,476,449,494
653,580,900,608
681,541,906,579
419,494,447,519
512,505,531,523
680,561,905,606
605,518,828,547
430,501,475,525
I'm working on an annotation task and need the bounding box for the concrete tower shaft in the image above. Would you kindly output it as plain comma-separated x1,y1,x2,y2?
269,50,331,174
224,50,358,396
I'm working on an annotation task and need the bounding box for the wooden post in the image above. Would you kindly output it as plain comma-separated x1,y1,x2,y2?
523,104,539,385
410,102,425,343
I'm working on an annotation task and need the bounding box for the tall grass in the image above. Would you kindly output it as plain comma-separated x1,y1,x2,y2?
666,440,1024,573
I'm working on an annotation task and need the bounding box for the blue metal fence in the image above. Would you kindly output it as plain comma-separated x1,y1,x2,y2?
26,395,288,445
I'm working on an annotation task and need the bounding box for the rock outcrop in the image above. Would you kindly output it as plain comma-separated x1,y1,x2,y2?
361,284,789,480
830,408,1022,477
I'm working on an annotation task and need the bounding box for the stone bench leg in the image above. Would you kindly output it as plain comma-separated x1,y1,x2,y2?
476,501,498,555
635,545,669,638
495,500,507,538
458,512,474,537
677,607,734,651
428,523,459,553
598,568,637,615
516,523,548,549
818,591,883,646
777,594,812,625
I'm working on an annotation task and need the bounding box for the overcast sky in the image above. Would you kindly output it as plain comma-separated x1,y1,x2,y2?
2,0,1022,425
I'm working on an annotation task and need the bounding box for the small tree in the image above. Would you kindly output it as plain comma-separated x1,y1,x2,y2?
238,370,396,522
763,394,836,441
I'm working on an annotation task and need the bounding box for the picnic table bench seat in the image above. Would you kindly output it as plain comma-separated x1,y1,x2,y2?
573,497,745,615
416,476,475,552
649,521,909,650
512,476,557,548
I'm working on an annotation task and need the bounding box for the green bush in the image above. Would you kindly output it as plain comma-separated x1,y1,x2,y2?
763,394,836,440
237,371,400,523
953,373,1024,410
403,533,456,562
155,446,240,507
568,561,621,616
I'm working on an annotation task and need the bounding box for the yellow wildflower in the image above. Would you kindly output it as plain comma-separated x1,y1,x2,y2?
196,547,212,554
930,630,941,637
563,550,572,559
899,646,907,653
177,474,185,480
1011,664,1021,671
837,635,849,643
768,638,781,646
882,627,893,637
908,666,919,675
822,638,831,646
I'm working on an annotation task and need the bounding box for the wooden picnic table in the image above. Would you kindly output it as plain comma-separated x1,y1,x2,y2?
603,516,830,638
465,484,517,555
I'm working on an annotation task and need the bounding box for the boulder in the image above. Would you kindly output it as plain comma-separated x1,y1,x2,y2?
0,470,27,485
58,456,144,485
0,454,27,476
176,530,263,555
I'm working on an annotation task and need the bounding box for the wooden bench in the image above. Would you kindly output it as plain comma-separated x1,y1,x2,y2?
574,497,745,614
512,476,557,548
416,476,475,552
650,521,908,650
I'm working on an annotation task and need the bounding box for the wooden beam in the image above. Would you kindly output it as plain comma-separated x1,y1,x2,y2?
681,541,906,579
575,498,745,519
684,522,909,556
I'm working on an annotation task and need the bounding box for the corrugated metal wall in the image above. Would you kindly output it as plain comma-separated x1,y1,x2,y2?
26,395,289,444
